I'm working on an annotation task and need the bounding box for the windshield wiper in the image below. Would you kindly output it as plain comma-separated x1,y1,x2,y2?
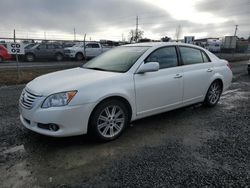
83,67,124,73
84,67,108,71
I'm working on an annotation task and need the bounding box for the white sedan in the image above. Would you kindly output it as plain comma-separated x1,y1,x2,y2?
19,42,232,141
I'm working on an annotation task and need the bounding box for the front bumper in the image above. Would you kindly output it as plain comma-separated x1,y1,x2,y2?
64,52,76,58
19,101,96,137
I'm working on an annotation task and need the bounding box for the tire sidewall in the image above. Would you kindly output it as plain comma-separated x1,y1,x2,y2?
204,81,222,107
75,53,84,61
89,100,129,141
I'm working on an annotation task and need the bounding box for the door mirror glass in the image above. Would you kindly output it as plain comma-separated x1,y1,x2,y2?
137,62,159,73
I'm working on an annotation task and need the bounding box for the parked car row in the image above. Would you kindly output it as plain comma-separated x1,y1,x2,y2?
64,42,111,61
24,42,111,62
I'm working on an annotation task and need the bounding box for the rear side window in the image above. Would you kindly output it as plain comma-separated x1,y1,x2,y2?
201,51,210,62
180,47,203,65
91,44,100,48
47,44,55,49
145,47,178,69
86,43,100,48
38,44,46,49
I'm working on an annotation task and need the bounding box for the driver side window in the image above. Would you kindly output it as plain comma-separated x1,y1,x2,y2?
145,47,178,69
38,44,46,50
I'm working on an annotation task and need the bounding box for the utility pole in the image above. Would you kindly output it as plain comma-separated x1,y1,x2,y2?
83,33,86,61
234,25,238,36
14,29,20,81
74,27,76,41
175,25,182,42
44,31,46,40
135,15,138,42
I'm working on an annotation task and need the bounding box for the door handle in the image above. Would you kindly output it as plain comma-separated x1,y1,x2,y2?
207,68,213,72
174,74,183,78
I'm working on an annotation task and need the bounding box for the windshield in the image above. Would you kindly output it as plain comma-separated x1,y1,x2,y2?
83,46,149,72
25,43,36,49
73,43,84,47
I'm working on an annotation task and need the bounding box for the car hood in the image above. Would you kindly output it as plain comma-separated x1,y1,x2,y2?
65,46,83,51
26,67,121,96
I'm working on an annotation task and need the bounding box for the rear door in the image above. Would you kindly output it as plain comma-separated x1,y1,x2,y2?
85,43,102,57
134,46,183,116
46,44,56,58
179,46,213,103
35,44,47,58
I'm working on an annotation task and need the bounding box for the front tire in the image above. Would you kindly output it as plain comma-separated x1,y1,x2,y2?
0,56,3,62
89,99,129,141
204,80,222,107
75,52,84,61
25,53,35,62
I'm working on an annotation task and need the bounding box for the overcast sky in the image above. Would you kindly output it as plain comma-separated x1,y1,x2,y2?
0,0,249,41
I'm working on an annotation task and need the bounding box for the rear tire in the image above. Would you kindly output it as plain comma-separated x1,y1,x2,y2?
89,99,129,141
25,53,35,62
55,53,63,61
204,80,222,107
0,56,3,62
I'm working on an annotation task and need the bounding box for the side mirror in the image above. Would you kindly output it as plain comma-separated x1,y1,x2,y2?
137,62,159,74
36,47,40,50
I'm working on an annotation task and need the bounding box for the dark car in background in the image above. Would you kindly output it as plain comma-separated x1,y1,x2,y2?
0,44,12,62
25,43,64,62
248,60,250,75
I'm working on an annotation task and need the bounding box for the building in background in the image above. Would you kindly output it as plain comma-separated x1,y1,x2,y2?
184,36,195,44
194,38,221,53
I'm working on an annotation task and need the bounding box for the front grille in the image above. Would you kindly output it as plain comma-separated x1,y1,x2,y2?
64,49,70,53
20,89,41,109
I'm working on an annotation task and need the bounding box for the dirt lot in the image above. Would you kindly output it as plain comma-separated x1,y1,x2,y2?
0,61,249,187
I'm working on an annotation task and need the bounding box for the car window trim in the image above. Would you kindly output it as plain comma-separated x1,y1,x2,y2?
143,45,181,70
177,45,211,66
201,50,211,63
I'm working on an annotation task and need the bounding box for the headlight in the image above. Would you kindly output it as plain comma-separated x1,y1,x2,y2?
41,91,77,108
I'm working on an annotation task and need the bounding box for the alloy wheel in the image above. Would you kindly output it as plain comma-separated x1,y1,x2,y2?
207,82,222,104
97,105,125,138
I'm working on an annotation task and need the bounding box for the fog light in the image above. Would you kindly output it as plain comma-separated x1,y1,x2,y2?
49,124,59,131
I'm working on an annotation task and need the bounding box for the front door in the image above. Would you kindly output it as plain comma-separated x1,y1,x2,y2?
134,46,183,116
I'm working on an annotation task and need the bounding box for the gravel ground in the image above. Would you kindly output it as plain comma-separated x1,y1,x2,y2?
0,61,249,187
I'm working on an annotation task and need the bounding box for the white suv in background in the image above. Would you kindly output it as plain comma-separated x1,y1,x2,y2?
64,42,110,61
19,42,232,141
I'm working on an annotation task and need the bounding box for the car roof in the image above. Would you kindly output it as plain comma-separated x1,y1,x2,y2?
124,42,203,49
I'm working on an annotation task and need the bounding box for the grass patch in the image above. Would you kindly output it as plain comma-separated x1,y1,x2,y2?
0,68,67,85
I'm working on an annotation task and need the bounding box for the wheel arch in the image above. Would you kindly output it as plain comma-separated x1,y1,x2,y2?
209,75,224,91
87,95,133,133
55,52,63,56
25,52,36,62
25,52,36,58
75,51,85,60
